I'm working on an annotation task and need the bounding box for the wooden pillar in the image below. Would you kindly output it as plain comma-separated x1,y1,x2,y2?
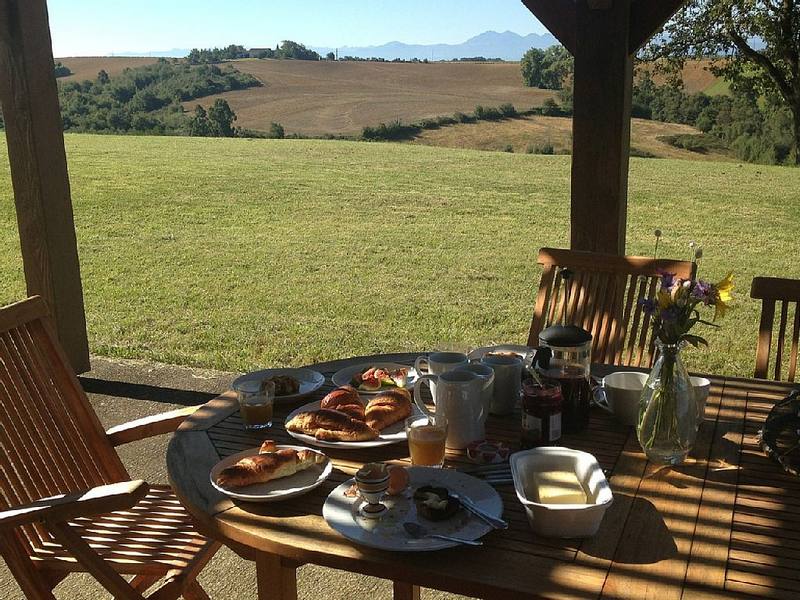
521,0,687,256
570,0,633,254
0,0,90,372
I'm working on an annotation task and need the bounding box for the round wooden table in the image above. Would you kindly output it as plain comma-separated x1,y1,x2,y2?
168,353,775,600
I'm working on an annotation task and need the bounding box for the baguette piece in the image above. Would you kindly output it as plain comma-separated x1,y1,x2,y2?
286,408,379,442
365,388,412,431
216,448,326,489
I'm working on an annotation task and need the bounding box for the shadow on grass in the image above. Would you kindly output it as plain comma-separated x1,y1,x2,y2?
80,377,218,406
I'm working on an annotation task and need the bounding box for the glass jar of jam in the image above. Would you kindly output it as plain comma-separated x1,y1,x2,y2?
521,380,563,449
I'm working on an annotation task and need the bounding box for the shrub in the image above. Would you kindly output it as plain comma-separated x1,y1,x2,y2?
499,103,517,118
658,133,728,154
474,105,503,121
526,142,555,155
362,120,421,141
267,122,285,139
502,144,514,153
629,147,657,158
418,118,440,130
436,115,458,127
541,98,564,117
453,111,474,123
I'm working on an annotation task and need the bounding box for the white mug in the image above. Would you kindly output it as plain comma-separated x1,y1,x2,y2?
691,376,711,426
480,353,523,415
459,363,495,416
414,351,469,376
595,371,648,426
414,369,486,449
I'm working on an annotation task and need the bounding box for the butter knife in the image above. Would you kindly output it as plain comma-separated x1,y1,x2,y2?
451,492,508,529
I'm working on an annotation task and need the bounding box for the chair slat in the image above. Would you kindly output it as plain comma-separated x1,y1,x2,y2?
751,277,800,382
529,248,694,368
775,301,789,381
789,306,800,382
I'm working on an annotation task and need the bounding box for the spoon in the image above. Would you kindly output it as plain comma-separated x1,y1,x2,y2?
403,522,482,546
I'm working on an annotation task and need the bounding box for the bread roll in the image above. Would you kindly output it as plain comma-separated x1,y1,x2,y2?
365,388,412,431
320,386,362,409
216,448,325,489
286,408,379,442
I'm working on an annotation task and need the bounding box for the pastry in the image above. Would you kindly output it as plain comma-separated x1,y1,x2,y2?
319,386,365,420
413,486,461,521
216,447,325,489
365,388,412,430
286,408,379,442
262,375,300,396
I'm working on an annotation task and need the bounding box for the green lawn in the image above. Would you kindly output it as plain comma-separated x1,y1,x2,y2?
0,134,798,377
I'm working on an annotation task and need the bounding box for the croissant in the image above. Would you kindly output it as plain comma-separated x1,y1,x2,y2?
216,447,326,489
319,386,365,420
365,388,412,431
286,408,379,442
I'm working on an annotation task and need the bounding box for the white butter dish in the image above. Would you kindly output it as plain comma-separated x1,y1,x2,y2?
510,446,613,538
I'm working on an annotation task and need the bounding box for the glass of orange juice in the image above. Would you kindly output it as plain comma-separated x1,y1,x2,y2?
406,415,447,468
236,379,275,430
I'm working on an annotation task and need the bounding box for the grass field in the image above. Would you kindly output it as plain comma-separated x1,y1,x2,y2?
0,133,797,378
59,56,159,82
411,115,731,160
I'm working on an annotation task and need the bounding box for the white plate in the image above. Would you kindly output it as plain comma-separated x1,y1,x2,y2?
323,466,502,551
210,445,332,502
284,398,424,449
331,362,417,395
232,368,325,404
468,344,535,363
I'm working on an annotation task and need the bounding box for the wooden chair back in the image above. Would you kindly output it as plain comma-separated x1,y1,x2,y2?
0,297,127,561
528,248,696,367
751,276,800,381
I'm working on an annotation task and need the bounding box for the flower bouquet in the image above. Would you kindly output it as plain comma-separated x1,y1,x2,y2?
637,263,734,465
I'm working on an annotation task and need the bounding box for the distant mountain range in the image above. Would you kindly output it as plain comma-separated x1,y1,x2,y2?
114,48,190,58
313,30,558,61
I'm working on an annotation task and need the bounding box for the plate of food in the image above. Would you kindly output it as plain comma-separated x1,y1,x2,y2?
232,368,325,404
210,441,332,502
285,385,420,449
331,363,417,394
467,344,535,363
323,465,503,551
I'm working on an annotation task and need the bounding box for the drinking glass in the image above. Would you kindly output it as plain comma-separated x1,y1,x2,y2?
406,415,447,467
236,379,275,430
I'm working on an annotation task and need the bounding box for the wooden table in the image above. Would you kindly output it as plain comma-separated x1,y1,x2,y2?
167,353,800,599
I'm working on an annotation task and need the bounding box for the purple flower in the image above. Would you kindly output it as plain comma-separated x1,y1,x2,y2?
658,269,676,290
639,298,657,315
692,280,712,301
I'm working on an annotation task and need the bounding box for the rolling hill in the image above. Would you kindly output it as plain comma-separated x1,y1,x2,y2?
59,56,159,82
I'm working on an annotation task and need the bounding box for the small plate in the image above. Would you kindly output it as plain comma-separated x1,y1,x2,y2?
323,466,502,551
331,362,417,395
468,344,535,363
285,398,424,449
232,368,325,404
210,445,332,502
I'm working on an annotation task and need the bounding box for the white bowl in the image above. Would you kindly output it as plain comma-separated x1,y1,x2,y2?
510,447,613,538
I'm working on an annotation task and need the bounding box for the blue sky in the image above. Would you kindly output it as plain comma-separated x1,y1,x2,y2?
48,0,546,57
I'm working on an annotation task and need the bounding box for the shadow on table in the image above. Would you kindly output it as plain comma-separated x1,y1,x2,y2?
580,494,677,563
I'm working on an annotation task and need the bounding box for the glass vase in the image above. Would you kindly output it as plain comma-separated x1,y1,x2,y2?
637,340,697,465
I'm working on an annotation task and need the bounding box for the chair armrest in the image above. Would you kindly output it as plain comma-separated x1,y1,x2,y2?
0,480,149,531
106,405,200,446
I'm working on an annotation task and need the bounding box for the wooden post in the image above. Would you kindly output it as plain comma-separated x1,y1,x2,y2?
0,0,90,372
570,0,633,254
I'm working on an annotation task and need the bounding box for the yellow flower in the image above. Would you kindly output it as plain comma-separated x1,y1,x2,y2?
714,273,734,320
657,289,672,310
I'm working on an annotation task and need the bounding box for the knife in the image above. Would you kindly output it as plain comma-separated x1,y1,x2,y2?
450,492,508,529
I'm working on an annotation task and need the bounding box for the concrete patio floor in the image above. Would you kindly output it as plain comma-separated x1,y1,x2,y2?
0,356,470,600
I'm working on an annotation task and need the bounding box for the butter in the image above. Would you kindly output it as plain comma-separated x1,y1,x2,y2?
531,470,587,504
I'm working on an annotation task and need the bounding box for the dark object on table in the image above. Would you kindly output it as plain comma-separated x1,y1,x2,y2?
758,389,800,476
413,486,461,521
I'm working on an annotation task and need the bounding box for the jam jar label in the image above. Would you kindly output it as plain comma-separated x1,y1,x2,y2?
549,412,562,441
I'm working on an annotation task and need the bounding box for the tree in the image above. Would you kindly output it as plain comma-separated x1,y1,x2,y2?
97,69,110,85
645,1,800,164
326,52,336,61
520,45,573,90
189,105,212,136
267,122,285,138
208,99,237,136
53,61,71,78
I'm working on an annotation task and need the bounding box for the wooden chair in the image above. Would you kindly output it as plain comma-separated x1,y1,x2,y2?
0,296,220,599
751,276,800,381
527,247,696,367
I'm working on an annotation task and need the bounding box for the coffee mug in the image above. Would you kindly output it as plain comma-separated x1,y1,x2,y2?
414,352,469,376
413,369,486,449
594,371,648,426
691,376,711,426
480,353,523,415
459,363,495,415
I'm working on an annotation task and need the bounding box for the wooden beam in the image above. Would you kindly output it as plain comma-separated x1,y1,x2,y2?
628,0,687,53
0,0,90,372
570,0,633,254
520,1,577,55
